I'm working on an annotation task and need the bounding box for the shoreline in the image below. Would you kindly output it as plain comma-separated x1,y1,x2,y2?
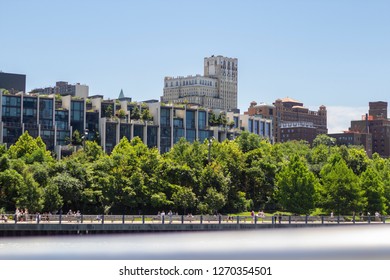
0,221,387,236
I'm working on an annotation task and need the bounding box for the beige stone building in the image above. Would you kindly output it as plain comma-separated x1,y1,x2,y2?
161,55,238,110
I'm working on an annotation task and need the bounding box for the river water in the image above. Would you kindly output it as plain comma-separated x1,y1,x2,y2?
1,225,390,259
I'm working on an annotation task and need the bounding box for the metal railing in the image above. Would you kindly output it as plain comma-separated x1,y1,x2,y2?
0,214,388,225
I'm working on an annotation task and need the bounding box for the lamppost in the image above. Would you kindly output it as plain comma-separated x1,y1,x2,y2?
327,137,336,155
82,129,89,150
207,136,214,163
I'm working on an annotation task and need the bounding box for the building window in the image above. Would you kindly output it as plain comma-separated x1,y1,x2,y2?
198,111,206,130
160,108,171,127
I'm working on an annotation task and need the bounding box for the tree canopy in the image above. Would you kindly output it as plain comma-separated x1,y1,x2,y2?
0,132,388,216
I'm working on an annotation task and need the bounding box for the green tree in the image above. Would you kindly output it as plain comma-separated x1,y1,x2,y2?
213,140,245,212
235,131,262,153
308,144,329,176
63,157,89,186
0,155,10,172
131,106,141,120
370,153,390,209
208,112,218,126
17,173,44,213
7,132,52,163
275,154,319,214
231,191,252,213
53,173,84,211
167,138,206,170
360,167,386,214
172,186,197,214
199,162,230,200
242,140,276,210
217,112,228,127
71,130,83,146
0,169,24,211
272,140,311,164
7,131,38,159
9,158,27,174
84,140,104,161
344,147,369,176
319,155,364,214
141,108,153,121
116,109,126,119
312,134,336,148
0,144,7,157
28,163,49,187
43,183,63,213
160,159,196,188
150,192,173,210
199,187,226,214
105,105,113,118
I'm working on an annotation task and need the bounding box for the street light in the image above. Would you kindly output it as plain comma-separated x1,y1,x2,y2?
82,129,89,151
207,136,215,163
327,137,336,155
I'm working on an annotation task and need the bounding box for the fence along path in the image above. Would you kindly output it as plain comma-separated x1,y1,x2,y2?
0,213,388,225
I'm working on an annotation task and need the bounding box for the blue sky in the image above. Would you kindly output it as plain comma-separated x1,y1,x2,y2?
2,0,389,133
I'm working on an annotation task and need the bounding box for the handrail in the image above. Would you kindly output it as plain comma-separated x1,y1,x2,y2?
0,214,387,225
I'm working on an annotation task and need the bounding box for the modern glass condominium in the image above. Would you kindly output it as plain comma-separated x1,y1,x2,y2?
0,90,273,157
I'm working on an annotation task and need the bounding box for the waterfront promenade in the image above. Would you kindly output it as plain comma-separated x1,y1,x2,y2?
0,214,388,236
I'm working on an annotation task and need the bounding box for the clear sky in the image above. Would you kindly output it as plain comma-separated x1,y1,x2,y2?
2,0,389,133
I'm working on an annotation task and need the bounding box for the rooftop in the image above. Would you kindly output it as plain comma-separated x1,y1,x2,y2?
281,97,301,103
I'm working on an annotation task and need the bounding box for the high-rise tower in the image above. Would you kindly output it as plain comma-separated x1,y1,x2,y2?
162,55,238,110
204,55,238,110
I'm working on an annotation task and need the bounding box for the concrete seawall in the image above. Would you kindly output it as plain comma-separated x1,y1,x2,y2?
0,222,384,236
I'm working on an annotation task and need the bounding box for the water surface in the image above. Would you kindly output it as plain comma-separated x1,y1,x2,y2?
1,225,389,259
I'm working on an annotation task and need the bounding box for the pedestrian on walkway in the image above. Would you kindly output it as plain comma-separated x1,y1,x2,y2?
168,210,173,224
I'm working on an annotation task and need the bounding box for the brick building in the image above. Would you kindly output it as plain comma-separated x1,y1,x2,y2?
246,97,327,145
349,101,390,157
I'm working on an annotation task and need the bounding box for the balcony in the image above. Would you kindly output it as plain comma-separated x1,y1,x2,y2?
130,119,144,125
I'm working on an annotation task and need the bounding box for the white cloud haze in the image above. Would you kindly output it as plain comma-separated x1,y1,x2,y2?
326,106,368,134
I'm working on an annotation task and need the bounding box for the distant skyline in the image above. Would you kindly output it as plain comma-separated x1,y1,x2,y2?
2,0,389,133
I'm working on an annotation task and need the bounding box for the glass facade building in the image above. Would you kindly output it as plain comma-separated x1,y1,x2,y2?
23,97,39,138
70,100,84,134
160,107,172,153
0,91,274,156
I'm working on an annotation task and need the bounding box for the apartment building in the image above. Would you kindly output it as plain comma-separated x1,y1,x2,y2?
0,72,26,94
0,90,272,157
162,55,238,110
31,81,89,99
349,101,390,157
328,131,372,157
247,98,327,145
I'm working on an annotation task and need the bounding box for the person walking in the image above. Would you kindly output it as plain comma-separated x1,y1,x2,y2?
161,210,165,224
251,210,255,224
258,210,265,223
76,210,81,223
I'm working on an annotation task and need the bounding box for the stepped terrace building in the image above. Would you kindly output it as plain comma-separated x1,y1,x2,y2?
0,89,273,157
